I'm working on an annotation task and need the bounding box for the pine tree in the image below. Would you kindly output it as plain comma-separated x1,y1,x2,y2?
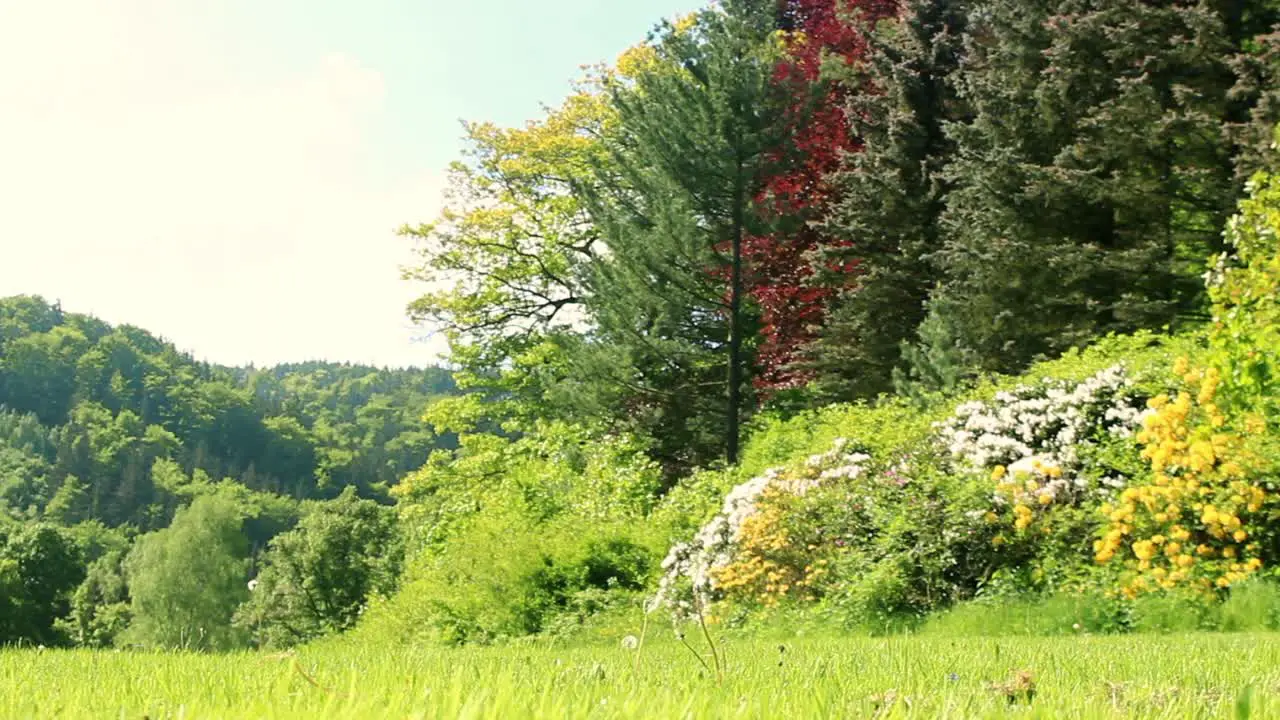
805,0,972,401
914,0,1239,382
583,1,789,465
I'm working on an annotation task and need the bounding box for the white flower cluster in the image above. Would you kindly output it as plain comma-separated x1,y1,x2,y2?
936,364,1149,474
1203,250,1230,290
806,437,874,482
650,439,872,621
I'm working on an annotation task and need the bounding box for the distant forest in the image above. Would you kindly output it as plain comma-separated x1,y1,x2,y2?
0,294,458,532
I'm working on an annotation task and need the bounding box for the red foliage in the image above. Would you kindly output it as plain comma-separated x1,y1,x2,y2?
746,0,899,393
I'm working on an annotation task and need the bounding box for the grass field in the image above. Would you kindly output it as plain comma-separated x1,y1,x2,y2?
3,633,1279,719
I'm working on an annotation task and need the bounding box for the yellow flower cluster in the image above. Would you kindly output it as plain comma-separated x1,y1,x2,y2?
1094,359,1268,597
991,461,1063,534
712,486,824,607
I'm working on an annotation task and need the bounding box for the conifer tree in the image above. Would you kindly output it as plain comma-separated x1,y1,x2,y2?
912,0,1241,382
584,1,789,464
1229,27,1280,181
805,0,971,401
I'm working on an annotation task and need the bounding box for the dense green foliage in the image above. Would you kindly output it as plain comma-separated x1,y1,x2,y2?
123,493,251,651
0,295,458,648
234,488,404,647
0,520,83,646
0,295,457,518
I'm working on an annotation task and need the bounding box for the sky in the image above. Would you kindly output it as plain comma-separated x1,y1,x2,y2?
0,0,696,369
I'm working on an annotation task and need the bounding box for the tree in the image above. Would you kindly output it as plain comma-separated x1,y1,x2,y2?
399,87,616,429
1229,26,1280,182
234,487,403,647
122,493,250,651
0,325,88,424
0,522,84,645
806,0,972,401
402,91,613,348
746,0,899,394
586,1,790,464
57,548,130,648
910,0,1241,384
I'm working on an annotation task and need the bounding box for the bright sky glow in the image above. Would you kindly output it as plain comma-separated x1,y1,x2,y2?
0,1,695,368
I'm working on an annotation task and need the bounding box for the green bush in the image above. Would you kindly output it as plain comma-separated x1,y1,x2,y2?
1128,590,1217,633
1206,160,1280,418
357,509,662,646
1219,580,1280,631
233,487,404,648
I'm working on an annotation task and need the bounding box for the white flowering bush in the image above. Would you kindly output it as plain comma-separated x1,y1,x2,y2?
650,439,872,621
936,365,1150,485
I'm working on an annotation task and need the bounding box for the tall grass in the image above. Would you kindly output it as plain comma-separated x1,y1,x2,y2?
3,632,1279,718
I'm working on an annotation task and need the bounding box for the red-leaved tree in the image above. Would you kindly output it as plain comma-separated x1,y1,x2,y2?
747,0,898,392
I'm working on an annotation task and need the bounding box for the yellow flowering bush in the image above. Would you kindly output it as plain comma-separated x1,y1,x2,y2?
710,486,827,608
1094,359,1269,597
991,460,1067,535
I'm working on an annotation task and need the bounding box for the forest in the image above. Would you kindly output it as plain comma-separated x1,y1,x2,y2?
0,295,456,646
6,0,1280,672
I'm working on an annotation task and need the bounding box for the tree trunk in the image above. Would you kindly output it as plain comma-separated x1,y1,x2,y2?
727,164,744,465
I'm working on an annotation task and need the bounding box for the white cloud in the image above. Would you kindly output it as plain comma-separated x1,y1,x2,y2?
0,1,448,368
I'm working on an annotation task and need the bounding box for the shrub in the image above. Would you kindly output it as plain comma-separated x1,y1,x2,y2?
1205,161,1280,419
358,509,662,646
1218,580,1280,631
234,487,404,648
1094,360,1270,597
1128,589,1218,633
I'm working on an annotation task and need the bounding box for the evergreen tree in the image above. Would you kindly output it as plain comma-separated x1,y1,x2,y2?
912,0,1240,383
807,0,972,401
1229,25,1280,181
584,0,789,465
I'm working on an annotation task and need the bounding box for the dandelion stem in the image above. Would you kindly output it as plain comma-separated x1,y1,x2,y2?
696,599,724,683
633,603,650,676
675,620,713,676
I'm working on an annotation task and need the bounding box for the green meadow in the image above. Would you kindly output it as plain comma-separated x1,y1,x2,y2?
4,633,1279,719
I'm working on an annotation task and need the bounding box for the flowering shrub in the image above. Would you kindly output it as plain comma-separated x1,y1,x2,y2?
937,365,1148,473
935,366,1151,544
990,458,1071,531
650,439,871,620
1094,360,1271,597
710,485,819,607
712,443,886,608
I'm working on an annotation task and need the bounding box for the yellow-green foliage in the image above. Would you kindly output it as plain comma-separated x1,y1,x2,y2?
1207,161,1280,417
355,504,665,646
